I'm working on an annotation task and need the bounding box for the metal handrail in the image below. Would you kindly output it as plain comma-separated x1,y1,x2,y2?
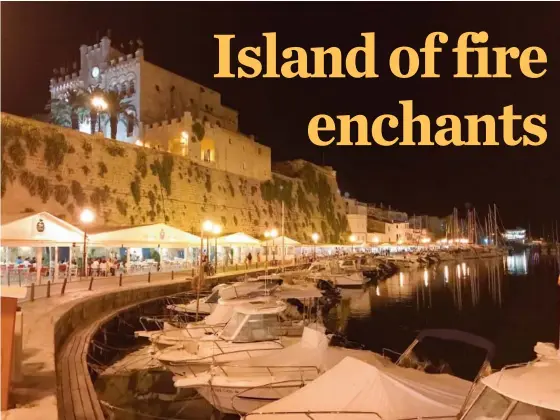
231,373,320,415
246,413,455,420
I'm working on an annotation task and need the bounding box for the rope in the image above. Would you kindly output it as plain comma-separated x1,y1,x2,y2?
99,398,207,420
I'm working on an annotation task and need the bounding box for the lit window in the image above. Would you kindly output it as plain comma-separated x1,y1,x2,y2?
242,162,246,170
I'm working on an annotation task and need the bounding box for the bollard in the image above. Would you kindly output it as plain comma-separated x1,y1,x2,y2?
30,283,35,302
61,277,68,295
119,273,123,287
46,281,51,298
148,272,151,283
171,270,174,280
235,264,238,271
88,276,94,291
192,268,195,277
7,271,10,287
18,271,22,286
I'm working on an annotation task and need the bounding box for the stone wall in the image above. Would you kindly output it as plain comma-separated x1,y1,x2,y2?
1,114,349,243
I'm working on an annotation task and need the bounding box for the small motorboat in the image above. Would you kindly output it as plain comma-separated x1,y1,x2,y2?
155,301,306,377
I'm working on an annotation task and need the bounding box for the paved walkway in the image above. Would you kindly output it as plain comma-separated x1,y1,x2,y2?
1,264,300,420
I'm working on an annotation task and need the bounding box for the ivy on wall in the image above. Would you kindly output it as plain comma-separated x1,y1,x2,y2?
150,155,174,195
106,143,126,157
98,161,108,177
36,176,51,203
54,184,70,205
130,176,142,205
44,131,68,170
71,180,86,206
135,149,148,178
192,121,205,142
90,186,111,211
116,198,128,216
8,140,26,167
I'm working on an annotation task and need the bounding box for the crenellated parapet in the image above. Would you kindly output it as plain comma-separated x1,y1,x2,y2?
49,73,83,96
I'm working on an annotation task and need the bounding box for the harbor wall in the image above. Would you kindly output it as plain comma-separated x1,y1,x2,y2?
1,113,349,243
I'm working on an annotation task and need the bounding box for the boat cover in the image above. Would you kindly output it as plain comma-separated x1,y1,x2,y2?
246,356,471,420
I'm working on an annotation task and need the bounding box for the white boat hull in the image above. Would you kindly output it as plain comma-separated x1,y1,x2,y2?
195,380,310,414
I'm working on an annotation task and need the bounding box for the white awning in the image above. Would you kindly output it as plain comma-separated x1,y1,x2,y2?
89,223,200,248
247,356,471,420
217,232,260,246
0,212,84,247
261,236,300,246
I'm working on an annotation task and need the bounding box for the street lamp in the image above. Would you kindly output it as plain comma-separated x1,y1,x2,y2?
264,228,278,263
91,96,108,133
80,209,95,277
349,234,357,253
311,232,319,260
196,220,221,321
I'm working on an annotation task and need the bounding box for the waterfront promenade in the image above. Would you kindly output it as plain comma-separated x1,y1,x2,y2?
2,264,298,420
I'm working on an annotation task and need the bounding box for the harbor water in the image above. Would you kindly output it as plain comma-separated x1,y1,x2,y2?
97,251,560,419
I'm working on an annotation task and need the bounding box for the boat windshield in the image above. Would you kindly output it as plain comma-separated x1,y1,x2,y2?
205,287,221,304
462,386,560,420
220,311,281,342
220,312,246,340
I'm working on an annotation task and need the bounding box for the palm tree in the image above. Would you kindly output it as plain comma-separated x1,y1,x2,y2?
87,87,106,134
45,89,87,129
103,91,137,139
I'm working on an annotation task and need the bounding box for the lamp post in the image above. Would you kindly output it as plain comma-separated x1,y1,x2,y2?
212,224,221,271
349,234,357,253
264,228,278,265
196,220,220,321
91,96,108,133
311,232,319,260
80,209,95,277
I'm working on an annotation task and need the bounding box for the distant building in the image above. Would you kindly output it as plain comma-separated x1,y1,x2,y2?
503,228,527,244
367,204,408,223
343,197,368,244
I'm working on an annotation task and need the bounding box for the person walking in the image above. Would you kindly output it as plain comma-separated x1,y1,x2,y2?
246,252,253,266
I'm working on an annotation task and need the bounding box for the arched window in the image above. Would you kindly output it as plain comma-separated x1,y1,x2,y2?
200,138,215,163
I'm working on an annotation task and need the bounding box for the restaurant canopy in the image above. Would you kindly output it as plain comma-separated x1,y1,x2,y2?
216,232,260,246
261,235,300,246
88,223,200,248
0,212,84,247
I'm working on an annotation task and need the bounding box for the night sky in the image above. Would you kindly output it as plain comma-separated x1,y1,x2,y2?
2,3,559,232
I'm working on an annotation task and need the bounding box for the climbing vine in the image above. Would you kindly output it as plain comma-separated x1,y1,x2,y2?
98,161,108,177
44,131,68,170
54,184,70,205
19,170,36,195
71,180,86,206
205,173,212,193
192,121,205,142
8,140,26,167
90,185,111,210
36,176,51,203
106,143,126,157
135,149,148,178
130,176,141,205
116,198,128,216
150,155,174,195
23,127,41,156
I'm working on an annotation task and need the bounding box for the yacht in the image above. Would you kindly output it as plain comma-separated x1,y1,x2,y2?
154,301,306,376
166,283,228,316
244,355,473,420
137,283,323,351
459,342,560,420
218,274,284,300
306,260,366,287
174,325,390,415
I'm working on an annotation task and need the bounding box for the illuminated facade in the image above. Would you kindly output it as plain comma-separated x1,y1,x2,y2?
49,36,271,180
503,229,526,244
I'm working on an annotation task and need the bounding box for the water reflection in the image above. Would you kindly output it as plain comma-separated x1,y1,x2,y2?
506,252,528,275
345,257,510,317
